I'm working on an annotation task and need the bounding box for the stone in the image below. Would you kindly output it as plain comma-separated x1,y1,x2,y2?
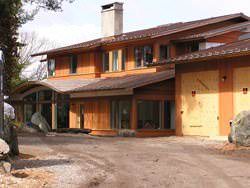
20,123,41,134
229,110,250,146
118,129,136,137
0,138,10,160
31,112,51,134
1,161,11,173
2,122,19,156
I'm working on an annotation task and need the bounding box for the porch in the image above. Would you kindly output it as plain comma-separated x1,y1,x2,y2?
9,70,175,137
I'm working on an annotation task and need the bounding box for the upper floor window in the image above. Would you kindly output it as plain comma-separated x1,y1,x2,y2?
112,51,118,71
48,59,55,77
134,45,153,68
70,55,78,74
122,49,127,71
160,45,170,60
103,52,109,72
187,41,199,53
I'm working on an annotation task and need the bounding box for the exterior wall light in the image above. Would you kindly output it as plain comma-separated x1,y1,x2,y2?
221,76,227,82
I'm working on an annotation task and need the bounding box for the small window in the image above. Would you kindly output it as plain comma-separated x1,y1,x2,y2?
103,52,109,72
134,46,153,67
160,45,170,60
112,51,119,71
122,49,127,71
70,55,78,74
187,41,199,53
48,59,55,76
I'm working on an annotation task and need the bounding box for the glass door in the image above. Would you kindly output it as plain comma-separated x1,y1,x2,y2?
118,101,131,129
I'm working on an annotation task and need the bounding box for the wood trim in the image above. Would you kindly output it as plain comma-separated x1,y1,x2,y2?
70,89,133,98
175,72,182,136
136,129,175,137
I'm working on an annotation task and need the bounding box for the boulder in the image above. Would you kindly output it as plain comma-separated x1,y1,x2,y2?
31,112,51,134
2,122,19,156
0,138,9,160
0,161,11,173
229,110,250,146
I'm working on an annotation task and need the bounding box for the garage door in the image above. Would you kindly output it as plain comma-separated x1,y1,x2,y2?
234,67,250,115
181,70,219,136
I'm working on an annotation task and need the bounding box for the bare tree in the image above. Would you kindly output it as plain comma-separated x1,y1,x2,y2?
19,32,57,80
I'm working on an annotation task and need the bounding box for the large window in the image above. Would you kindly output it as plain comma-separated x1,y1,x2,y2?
24,104,36,122
137,100,161,129
134,46,153,67
112,51,119,71
110,100,131,129
103,52,109,72
70,55,78,74
160,45,170,60
48,59,55,76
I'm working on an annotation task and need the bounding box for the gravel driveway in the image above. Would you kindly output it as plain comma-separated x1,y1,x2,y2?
2,133,250,188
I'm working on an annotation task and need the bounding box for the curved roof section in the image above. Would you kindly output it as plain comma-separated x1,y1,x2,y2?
12,70,175,95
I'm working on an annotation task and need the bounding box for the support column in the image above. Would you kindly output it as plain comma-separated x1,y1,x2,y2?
51,92,57,130
131,97,137,130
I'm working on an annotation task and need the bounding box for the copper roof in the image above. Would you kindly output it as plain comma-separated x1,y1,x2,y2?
12,70,174,94
32,13,249,56
163,38,250,64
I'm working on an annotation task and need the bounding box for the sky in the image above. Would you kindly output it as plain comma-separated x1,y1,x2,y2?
21,0,250,48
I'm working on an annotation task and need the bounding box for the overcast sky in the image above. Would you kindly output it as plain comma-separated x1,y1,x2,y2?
21,0,250,48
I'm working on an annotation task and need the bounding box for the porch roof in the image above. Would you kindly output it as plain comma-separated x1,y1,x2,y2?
12,70,174,95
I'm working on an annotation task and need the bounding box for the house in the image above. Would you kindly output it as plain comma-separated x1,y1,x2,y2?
9,2,250,137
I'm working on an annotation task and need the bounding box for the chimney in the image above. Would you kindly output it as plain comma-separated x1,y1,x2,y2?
101,2,123,37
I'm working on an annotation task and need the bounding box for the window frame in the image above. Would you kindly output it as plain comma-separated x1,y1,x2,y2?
112,50,119,71
48,59,55,77
69,55,78,74
134,45,153,68
159,44,170,61
102,52,110,72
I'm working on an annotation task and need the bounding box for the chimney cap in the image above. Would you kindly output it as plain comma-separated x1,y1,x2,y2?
101,2,123,11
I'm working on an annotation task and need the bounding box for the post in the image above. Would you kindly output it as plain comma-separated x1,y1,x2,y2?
0,50,4,136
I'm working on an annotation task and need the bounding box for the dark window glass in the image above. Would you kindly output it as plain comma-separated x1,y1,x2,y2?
160,45,170,60
164,100,175,129
48,59,55,76
40,103,52,128
38,90,52,101
57,103,69,128
24,104,36,122
103,52,109,72
70,55,78,74
24,93,37,102
134,46,153,67
112,51,118,71
110,100,131,129
187,41,199,53
137,100,161,129
122,49,127,70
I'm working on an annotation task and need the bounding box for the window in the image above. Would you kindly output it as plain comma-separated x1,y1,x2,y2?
187,41,199,53
70,55,78,74
103,52,109,72
164,101,175,129
24,104,36,122
112,51,119,71
137,100,161,129
111,100,131,129
122,49,127,71
38,90,52,101
48,59,55,76
160,45,170,60
134,45,153,67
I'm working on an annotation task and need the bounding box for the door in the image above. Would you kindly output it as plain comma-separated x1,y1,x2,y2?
80,104,84,129
233,67,250,115
181,70,219,136
118,101,131,129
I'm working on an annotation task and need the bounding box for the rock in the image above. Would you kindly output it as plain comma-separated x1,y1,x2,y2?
2,122,19,156
0,138,10,160
0,161,11,173
229,110,250,146
31,112,51,134
21,122,42,134
118,129,136,137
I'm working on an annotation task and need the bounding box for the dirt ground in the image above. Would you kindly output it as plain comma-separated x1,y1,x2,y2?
1,133,250,188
